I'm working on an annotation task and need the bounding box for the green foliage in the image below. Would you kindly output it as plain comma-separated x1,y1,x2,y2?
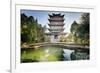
21,13,45,44
65,33,73,43
70,21,78,34
76,13,89,45
60,35,66,42
70,21,79,43
69,13,90,45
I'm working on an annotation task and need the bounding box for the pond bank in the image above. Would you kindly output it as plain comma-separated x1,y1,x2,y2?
21,43,89,51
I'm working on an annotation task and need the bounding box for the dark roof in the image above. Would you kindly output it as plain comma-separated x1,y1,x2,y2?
48,23,65,26
48,13,64,17
48,19,65,21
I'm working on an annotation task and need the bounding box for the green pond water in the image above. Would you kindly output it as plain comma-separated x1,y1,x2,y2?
21,46,89,63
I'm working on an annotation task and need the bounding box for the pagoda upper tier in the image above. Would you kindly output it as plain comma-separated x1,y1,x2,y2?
49,13,64,17
48,13,65,33
48,13,65,21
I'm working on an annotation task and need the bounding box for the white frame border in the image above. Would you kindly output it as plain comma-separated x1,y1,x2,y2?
11,2,96,73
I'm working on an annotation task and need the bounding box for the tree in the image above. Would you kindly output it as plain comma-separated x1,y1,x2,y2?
70,21,79,34
70,21,79,43
77,13,90,45
21,13,45,44
70,13,90,45
21,14,29,43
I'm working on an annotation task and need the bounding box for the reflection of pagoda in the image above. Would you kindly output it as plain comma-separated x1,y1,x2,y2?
45,13,67,43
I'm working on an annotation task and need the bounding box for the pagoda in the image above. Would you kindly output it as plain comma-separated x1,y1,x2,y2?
46,13,66,43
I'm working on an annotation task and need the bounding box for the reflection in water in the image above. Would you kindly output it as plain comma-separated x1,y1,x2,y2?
21,46,89,63
70,50,89,60
63,49,74,60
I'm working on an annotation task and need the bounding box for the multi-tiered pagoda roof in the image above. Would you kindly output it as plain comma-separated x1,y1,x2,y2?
48,13,65,34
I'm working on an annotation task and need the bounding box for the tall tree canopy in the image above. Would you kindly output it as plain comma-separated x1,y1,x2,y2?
70,21,78,35
77,13,89,40
70,13,90,45
21,13,45,44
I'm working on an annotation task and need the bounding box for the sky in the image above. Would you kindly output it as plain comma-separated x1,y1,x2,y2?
21,9,83,33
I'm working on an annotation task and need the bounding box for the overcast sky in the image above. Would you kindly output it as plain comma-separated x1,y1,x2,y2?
21,9,83,33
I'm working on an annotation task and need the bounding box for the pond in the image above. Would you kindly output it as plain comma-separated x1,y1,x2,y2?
21,46,89,63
